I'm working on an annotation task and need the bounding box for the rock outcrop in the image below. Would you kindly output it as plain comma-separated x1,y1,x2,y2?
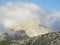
27,31,60,45
0,31,60,45
10,19,52,37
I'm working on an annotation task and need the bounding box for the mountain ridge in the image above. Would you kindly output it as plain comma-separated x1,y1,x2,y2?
4,14,53,37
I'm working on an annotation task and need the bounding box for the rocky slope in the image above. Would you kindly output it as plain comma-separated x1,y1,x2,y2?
10,19,52,37
9,31,60,45
0,31,60,45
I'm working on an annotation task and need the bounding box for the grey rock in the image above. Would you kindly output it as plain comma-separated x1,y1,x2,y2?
1,31,60,45
27,32,60,45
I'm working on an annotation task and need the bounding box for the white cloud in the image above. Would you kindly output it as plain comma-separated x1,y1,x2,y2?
0,2,48,28
1,2,60,32
44,12,60,31
0,2,60,39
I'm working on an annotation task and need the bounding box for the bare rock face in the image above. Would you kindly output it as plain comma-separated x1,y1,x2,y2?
10,31,60,45
10,19,52,37
27,32,60,45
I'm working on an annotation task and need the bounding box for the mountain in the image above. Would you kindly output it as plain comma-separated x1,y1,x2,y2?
15,30,29,40
26,31,60,45
0,33,6,41
4,31,60,45
10,19,53,37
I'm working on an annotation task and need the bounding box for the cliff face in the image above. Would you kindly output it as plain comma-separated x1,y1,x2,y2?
27,32,60,45
10,19,52,37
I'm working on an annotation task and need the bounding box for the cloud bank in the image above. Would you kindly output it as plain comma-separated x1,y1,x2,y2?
0,2,48,28
0,2,60,33
45,12,60,31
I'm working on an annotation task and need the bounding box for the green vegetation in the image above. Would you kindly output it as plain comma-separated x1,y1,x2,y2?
0,40,10,45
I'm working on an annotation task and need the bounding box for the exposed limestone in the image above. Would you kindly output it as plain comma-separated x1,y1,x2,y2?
10,19,52,37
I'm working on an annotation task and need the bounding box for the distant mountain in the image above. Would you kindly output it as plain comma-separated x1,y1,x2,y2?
15,30,29,40
10,19,53,37
0,33,6,41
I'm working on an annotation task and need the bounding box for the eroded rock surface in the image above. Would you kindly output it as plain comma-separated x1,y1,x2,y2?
26,32,60,45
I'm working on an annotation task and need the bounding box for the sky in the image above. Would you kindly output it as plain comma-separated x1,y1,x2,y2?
0,0,60,12
0,0,60,33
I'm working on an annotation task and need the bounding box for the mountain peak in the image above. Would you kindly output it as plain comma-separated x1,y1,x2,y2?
10,19,53,37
